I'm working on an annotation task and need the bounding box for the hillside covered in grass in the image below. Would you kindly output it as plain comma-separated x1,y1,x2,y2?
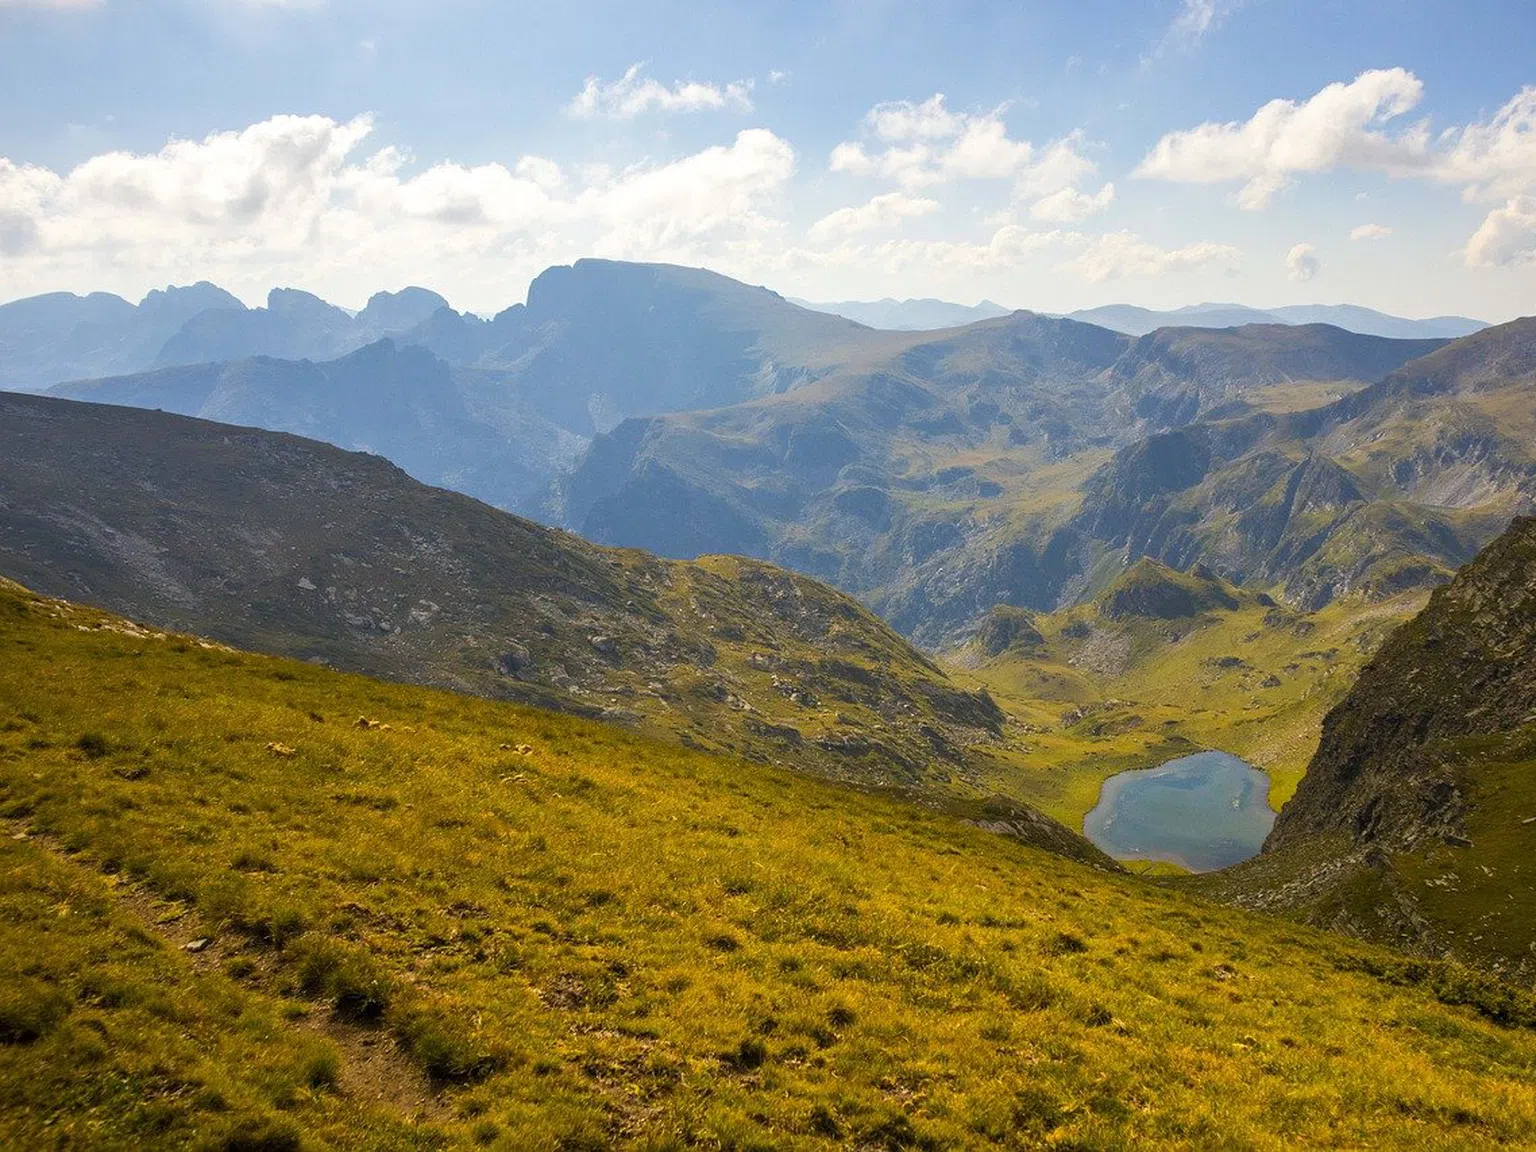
4,580,1536,1149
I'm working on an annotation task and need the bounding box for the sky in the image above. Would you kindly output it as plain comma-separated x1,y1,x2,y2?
1,0,1534,321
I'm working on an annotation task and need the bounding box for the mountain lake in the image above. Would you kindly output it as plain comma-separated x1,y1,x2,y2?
1083,750,1277,872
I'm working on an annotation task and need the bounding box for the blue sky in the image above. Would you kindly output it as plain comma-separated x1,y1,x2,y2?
2,0,1534,320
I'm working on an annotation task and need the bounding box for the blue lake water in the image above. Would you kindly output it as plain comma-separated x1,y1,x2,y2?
1082,751,1277,873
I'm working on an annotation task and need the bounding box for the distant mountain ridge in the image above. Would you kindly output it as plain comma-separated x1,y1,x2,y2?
1067,302,1488,341
0,282,448,390
790,295,1487,339
553,307,1467,643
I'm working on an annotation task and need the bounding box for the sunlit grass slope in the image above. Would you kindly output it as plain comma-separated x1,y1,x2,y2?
4,579,1536,1149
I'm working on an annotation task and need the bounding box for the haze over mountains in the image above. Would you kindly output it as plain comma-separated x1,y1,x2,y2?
0,283,450,391
13,258,1534,655
1065,302,1489,340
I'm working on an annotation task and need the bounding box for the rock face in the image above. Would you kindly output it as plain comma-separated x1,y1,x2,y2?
1216,517,1536,977
975,606,1045,656
0,391,1111,867
1266,516,1536,854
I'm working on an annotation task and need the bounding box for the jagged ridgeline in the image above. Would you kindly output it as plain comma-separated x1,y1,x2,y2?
1207,516,1536,979
4,580,1536,1147
0,391,1081,829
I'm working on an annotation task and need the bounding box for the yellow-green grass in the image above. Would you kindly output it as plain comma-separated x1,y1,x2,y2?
4,583,1536,1149
956,590,1427,829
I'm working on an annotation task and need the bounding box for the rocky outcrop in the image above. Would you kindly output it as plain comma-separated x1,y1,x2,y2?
1215,517,1536,978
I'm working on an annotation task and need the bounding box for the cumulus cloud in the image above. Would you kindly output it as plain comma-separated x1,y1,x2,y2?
829,95,1033,187
1031,182,1115,223
1464,196,1536,267
1067,231,1242,283
568,63,753,120
831,99,1112,230
1350,223,1392,241
808,192,939,240
0,115,795,307
1136,68,1428,209
1137,69,1536,267
1286,243,1320,281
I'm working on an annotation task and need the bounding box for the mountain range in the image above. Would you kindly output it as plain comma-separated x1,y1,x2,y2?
1065,302,1489,340
0,282,450,391
792,296,1488,339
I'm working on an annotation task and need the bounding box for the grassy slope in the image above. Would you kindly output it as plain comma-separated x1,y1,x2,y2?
4,584,1536,1148
0,390,1015,805
953,573,1425,828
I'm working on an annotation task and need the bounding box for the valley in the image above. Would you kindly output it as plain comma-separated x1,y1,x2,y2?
3,261,1535,1149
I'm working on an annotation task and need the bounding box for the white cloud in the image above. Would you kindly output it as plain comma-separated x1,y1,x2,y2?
1014,135,1095,199
568,63,753,120
0,115,795,308
829,94,1034,188
1138,70,1536,268
1150,0,1244,58
1067,232,1242,283
1136,68,1428,209
1433,87,1536,201
1286,242,1320,281
1350,223,1392,241
1464,196,1536,267
865,225,1071,275
1031,182,1115,223
831,99,1113,231
808,192,939,240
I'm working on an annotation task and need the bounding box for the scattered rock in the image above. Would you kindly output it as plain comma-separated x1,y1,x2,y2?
184,938,212,953
266,742,298,758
